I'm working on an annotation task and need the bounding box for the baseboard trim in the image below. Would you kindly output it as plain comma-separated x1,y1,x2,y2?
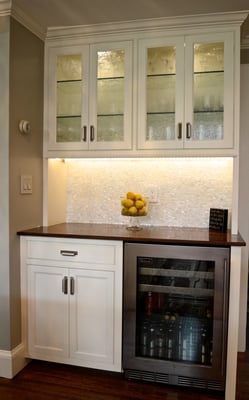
0,343,29,378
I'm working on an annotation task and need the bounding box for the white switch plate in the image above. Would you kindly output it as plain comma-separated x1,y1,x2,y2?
20,175,32,194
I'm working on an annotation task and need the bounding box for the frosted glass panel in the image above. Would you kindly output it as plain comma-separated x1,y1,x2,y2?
97,115,123,142
194,43,224,73
97,50,124,78
194,72,224,112
57,54,82,81
97,78,124,115
96,49,125,142
56,54,82,143
147,114,175,141
193,43,224,141
146,46,176,142
147,47,176,75
57,81,82,116
193,112,223,140
147,75,175,113
57,117,81,142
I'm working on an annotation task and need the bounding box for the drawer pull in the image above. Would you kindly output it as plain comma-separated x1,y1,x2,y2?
60,250,78,257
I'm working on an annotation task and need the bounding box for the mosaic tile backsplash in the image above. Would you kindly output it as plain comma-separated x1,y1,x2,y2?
64,158,233,228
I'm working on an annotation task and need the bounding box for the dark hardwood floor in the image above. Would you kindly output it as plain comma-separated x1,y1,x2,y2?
0,352,248,400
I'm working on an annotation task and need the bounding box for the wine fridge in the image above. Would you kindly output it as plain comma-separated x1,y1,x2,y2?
123,242,230,392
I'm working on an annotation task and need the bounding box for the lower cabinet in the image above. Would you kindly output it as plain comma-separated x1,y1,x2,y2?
20,237,123,372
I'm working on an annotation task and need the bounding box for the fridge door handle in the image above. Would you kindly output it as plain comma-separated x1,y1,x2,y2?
221,258,229,373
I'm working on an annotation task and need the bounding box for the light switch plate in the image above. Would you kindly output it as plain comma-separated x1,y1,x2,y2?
20,175,32,194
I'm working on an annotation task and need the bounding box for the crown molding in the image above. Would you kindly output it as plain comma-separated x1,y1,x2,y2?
0,0,11,16
46,10,249,41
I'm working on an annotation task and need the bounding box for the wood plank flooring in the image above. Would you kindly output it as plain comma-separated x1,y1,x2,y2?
0,352,248,400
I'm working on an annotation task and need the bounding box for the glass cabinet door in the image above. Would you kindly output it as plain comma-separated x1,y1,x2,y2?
89,41,133,150
47,42,132,151
137,37,185,150
184,32,234,149
47,45,89,150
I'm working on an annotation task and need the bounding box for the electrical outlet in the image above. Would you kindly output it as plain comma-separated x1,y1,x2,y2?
147,186,159,203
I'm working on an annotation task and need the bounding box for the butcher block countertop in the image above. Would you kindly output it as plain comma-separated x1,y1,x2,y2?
17,223,245,247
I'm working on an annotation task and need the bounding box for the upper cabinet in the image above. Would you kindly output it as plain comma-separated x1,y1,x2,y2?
45,41,133,153
44,13,246,158
137,32,234,151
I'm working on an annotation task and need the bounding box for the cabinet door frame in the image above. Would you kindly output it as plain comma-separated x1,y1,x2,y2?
184,31,234,149
27,264,70,359
89,40,133,150
46,45,90,151
137,36,185,150
69,267,116,366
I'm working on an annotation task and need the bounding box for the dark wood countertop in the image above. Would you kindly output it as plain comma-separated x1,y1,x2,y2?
17,223,246,247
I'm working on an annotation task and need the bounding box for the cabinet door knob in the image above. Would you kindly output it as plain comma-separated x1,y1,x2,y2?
82,126,87,142
186,122,192,139
70,277,75,295
90,125,95,141
177,123,182,139
62,276,68,294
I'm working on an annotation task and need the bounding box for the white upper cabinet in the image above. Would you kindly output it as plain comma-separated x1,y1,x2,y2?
45,41,133,154
44,12,246,157
137,32,234,151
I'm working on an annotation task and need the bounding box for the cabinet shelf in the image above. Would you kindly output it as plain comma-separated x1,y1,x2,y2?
97,76,124,81
57,115,81,119
194,70,224,75
97,113,124,117
139,267,214,280
139,283,214,297
57,79,82,83
194,110,223,114
147,73,176,78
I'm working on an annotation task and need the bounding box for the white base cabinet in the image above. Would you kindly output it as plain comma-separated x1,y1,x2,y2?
21,237,123,372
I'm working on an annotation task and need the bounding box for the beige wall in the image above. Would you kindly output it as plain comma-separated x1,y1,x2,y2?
0,17,44,350
0,17,11,350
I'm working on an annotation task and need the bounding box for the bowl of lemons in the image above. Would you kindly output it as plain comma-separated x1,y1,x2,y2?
121,191,147,230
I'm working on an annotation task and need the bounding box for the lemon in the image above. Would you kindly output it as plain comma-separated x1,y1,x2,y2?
135,200,144,209
121,198,134,208
135,193,142,200
138,207,147,216
121,207,130,216
128,206,138,216
141,196,147,206
126,191,136,200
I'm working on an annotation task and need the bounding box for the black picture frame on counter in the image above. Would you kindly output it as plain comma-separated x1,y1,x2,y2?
209,208,228,231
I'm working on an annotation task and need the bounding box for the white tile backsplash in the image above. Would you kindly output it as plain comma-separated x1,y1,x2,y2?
65,158,233,228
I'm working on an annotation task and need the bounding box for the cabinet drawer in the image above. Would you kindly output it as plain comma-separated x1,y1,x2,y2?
25,237,122,266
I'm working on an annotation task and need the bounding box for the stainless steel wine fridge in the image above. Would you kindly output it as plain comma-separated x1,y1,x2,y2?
123,242,230,392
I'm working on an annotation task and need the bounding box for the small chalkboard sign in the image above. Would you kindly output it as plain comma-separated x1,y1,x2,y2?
209,208,228,231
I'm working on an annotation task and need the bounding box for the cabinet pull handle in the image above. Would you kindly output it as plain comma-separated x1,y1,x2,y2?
62,276,68,295
90,125,95,141
186,122,192,139
177,123,182,139
60,250,78,257
82,126,87,142
70,277,75,295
